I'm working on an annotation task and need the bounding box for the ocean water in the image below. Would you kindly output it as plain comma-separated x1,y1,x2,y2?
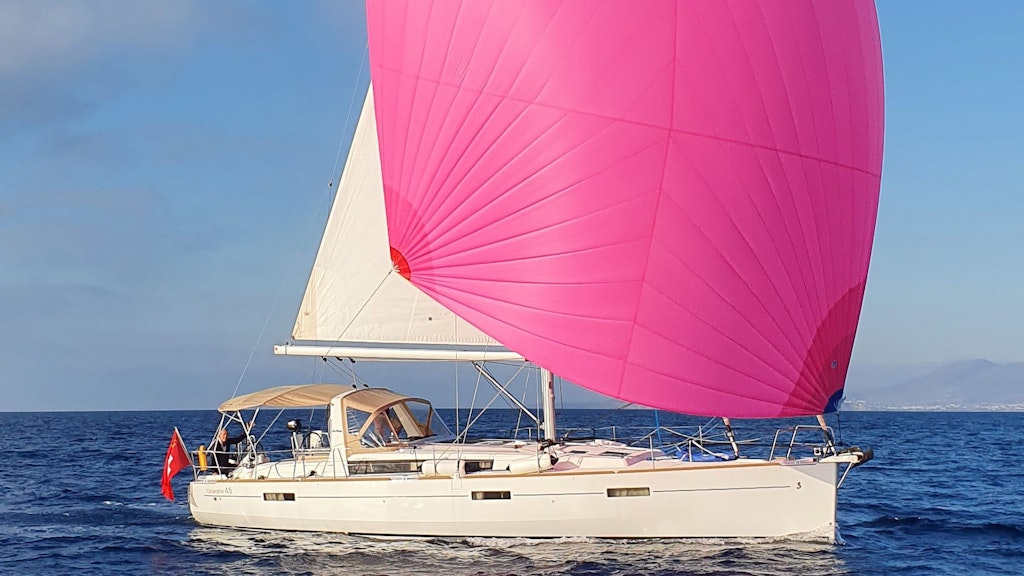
1,409,1021,575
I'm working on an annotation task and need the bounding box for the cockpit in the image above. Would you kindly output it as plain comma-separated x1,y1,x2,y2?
205,384,453,478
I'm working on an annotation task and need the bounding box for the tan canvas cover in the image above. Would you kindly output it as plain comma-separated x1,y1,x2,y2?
218,384,352,412
342,388,426,413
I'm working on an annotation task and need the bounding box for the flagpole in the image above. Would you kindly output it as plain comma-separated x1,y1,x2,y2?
173,427,194,466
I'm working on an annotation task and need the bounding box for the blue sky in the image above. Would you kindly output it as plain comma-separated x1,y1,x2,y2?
1,1,1021,411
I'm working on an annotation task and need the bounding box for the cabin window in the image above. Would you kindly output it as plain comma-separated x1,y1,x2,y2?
348,460,420,475
463,460,494,474
263,493,296,501
471,491,511,500
607,487,650,498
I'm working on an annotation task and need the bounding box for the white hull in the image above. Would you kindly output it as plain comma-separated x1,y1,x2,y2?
189,447,839,541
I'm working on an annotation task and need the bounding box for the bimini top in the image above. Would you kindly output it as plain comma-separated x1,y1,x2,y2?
218,384,353,412
342,387,428,414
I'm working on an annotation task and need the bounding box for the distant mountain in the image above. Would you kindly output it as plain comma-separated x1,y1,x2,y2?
845,359,1024,411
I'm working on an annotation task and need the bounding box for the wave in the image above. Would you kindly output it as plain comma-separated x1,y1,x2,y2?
860,514,1024,538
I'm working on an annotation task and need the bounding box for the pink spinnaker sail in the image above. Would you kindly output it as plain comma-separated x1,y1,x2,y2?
366,0,884,418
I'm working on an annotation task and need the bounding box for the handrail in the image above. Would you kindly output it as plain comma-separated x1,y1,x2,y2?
769,424,836,460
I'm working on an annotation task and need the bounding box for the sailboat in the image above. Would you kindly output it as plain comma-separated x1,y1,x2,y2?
184,0,882,541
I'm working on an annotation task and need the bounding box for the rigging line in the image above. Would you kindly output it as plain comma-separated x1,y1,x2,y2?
536,365,542,438
326,357,368,388
557,373,564,417
458,383,507,444
229,292,281,402
513,363,532,439
454,360,460,439
509,362,533,434
300,357,322,387
456,362,528,445
463,367,483,442
589,401,637,429
229,46,370,402
836,410,843,445
329,42,370,196
255,410,285,447
324,359,350,381
432,362,484,462
701,417,721,434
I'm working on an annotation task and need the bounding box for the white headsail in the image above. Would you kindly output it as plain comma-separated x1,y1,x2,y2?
279,87,518,362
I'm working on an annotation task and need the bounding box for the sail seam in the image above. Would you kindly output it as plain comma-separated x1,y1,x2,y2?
403,0,499,264
637,257,803,399
615,0,679,402
666,5,809,383
422,132,664,264
717,3,826,390
746,1,826,364
410,5,636,262
655,176,806,372
402,6,566,264
370,64,880,179
757,0,829,384
397,0,455,264
806,0,839,353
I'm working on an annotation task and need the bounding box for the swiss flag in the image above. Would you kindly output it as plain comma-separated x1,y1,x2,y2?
161,428,192,501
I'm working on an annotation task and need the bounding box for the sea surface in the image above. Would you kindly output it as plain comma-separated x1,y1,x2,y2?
0,409,1021,575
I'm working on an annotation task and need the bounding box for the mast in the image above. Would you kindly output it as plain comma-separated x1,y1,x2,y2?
541,367,557,441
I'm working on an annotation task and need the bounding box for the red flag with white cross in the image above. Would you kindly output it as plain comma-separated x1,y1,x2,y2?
160,428,191,501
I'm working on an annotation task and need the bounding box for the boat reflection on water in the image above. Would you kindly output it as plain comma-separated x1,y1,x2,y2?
186,526,847,576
